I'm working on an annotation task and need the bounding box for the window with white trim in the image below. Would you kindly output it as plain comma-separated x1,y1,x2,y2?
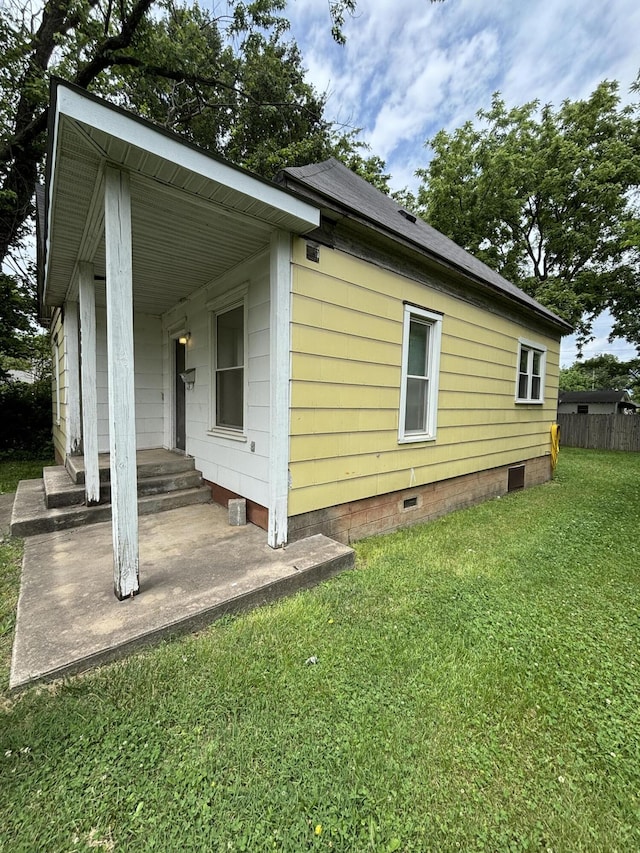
516,339,546,403
213,303,245,432
398,305,442,442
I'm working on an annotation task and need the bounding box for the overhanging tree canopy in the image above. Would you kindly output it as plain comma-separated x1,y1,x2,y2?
0,0,367,270
0,0,394,361
417,81,640,351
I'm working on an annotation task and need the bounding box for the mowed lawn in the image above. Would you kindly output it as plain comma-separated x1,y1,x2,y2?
1,448,639,852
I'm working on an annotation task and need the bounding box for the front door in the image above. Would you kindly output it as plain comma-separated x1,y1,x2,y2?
174,339,186,452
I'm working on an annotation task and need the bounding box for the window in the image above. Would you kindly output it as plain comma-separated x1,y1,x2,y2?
398,305,442,442
577,404,589,414
516,339,546,404
214,303,245,431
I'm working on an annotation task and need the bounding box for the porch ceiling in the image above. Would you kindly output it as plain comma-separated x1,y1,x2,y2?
44,84,320,315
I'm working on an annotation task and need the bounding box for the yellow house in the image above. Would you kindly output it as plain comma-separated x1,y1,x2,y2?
37,82,570,597
277,160,570,542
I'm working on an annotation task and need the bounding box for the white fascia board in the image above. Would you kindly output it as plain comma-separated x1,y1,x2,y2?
43,94,65,301
54,85,321,231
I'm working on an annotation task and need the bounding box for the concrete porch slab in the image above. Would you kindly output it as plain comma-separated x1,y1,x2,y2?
10,502,354,690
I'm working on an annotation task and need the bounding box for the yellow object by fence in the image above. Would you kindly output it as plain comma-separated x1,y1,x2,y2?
550,422,560,471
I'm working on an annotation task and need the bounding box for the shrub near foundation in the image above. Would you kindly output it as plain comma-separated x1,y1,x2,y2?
0,380,53,460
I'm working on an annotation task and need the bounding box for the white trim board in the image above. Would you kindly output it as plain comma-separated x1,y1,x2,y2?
53,84,320,230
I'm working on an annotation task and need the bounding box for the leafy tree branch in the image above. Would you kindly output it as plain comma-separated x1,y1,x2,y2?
417,82,640,351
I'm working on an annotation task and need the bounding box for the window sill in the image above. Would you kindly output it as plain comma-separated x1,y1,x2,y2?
515,399,544,405
398,433,437,444
207,428,247,443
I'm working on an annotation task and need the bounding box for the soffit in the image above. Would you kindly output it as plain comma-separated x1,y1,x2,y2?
44,88,319,314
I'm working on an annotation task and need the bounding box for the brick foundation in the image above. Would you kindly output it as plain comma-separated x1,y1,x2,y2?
287,455,552,545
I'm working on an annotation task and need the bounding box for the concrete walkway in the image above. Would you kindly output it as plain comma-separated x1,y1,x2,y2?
10,502,354,690
0,492,13,537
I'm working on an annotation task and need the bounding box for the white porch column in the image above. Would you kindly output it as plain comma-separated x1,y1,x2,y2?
78,262,100,505
268,230,292,548
64,300,82,454
104,165,139,599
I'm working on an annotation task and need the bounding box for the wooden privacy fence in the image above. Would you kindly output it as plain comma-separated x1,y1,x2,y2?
557,414,640,452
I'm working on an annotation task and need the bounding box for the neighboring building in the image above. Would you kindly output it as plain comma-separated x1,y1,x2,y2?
40,81,571,596
557,390,638,415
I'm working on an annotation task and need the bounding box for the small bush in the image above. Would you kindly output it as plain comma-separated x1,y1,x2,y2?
0,379,53,460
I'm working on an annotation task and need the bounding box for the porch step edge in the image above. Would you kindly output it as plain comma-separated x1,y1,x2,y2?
11,479,211,537
44,467,203,509
66,452,197,485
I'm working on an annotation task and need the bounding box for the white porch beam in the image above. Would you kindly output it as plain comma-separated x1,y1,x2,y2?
268,230,292,548
104,165,139,599
64,300,82,455
78,262,100,505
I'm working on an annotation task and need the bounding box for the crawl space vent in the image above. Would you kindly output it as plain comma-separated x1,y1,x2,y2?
507,465,525,492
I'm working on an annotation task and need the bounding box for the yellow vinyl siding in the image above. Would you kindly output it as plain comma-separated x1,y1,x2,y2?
291,380,398,411
291,324,399,366
289,239,561,516
291,428,550,485
293,352,400,387
291,407,398,436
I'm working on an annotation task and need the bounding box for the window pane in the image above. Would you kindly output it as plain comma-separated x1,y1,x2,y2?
531,376,541,400
519,347,529,373
405,377,428,432
408,320,429,377
217,306,243,369
518,373,528,399
216,368,243,428
532,351,541,375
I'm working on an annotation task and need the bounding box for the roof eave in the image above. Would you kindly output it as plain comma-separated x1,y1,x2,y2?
42,80,321,312
279,168,573,336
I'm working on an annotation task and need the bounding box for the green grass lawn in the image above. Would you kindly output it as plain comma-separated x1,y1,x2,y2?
1,448,639,852
0,457,54,494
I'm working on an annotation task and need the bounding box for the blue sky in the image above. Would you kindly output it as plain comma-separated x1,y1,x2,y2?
285,0,640,366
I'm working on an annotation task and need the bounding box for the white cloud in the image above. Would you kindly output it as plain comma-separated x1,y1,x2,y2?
287,0,640,192
285,0,639,351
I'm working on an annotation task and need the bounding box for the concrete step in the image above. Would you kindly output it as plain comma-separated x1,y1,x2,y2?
66,450,196,485
43,466,203,509
11,478,211,538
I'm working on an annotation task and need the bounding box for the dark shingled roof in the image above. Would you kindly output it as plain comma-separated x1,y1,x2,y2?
277,158,572,333
558,390,636,406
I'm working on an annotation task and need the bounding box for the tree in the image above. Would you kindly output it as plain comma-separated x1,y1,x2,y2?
417,82,640,351
1,0,343,269
0,1,327,368
0,271,35,381
559,354,640,399
1,0,400,368
1,0,447,371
